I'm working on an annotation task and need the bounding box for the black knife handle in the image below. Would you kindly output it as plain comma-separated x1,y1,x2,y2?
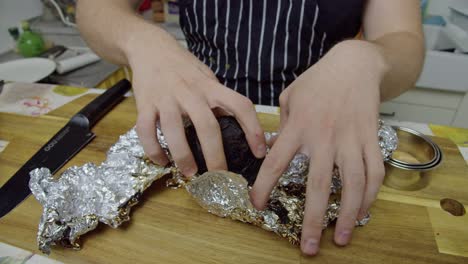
77,79,131,127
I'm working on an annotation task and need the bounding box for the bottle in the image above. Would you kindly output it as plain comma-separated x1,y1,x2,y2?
17,21,46,57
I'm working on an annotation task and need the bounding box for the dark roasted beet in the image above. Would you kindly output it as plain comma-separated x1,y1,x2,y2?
185,116,264,185
267,199,290,224
283,183,306,198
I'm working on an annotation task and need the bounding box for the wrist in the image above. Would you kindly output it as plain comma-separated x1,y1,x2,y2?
122,21,176,65
323,40,390,82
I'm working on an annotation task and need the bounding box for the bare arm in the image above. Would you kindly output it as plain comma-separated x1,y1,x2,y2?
363,0,425,101
76,0,147,65
319,0,425,101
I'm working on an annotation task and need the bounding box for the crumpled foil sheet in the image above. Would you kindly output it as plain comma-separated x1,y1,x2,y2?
186,162,353,245
29,129,171,254
183,122,397,245
30,120,397,253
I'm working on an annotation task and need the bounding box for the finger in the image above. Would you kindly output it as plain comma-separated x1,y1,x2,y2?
279,107,288,133
301,146,335,256
211,107,230,117
278,90,289,132
135,108,169,166
250,126,299,210
160,104,197,176
182,96,227,171
334,142,366,246
301,143,334,255
209,86,266,158
197,63,218,80
359,138,385,220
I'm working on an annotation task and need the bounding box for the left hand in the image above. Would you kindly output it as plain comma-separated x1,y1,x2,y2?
250,41,389,255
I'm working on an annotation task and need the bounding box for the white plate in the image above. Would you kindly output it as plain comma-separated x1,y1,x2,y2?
0,58,56,83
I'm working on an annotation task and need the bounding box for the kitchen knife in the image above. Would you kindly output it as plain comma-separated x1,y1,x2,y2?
0,79,131,218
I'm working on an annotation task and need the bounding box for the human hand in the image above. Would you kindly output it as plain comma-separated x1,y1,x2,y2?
128,29,266,176
250,41,389,255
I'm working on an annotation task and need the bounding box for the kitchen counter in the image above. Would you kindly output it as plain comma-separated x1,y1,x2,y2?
0,18,185,89
0,83,468,263
0,49,120,88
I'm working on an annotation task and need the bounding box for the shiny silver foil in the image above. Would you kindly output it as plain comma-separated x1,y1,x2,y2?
184,121,395,245
30,120,396,253
29,128,171,254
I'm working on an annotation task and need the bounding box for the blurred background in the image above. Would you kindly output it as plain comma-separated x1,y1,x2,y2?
0,0,468,128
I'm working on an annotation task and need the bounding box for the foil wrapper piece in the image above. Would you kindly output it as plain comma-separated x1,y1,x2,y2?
183,122,397,245
186,171,260,223
185,157,341,245
30,128,171,254
379,122,398,160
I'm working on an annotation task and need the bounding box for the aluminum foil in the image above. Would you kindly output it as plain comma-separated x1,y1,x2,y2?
184,121,395,245
30,120,396,253
29,128,171,254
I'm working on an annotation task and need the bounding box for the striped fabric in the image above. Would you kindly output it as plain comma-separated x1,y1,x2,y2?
179,0,364,106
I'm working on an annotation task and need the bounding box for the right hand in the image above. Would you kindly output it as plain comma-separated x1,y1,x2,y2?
127,28,266,176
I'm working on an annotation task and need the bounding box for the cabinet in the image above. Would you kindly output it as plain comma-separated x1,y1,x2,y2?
380,88,468,128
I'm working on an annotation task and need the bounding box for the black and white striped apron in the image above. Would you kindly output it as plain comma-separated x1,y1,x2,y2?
179,0,364,106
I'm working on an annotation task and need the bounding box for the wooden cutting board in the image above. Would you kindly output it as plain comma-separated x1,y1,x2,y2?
1,94,467,264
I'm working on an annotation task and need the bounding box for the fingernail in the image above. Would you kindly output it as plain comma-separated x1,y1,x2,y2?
257,144,266,156
183,166,197,177
336,230,351,246
252,200,266,211
155,158,168,167
302,239,319,255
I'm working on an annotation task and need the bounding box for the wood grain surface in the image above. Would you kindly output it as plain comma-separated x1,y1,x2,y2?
1,94,467,263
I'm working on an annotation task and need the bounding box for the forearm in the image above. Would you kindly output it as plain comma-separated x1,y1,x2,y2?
324,32,424,102
359,0,425,101
76,0,169,65
371,31,425,101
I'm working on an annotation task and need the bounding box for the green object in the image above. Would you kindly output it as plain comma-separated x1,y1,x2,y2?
17,21,45,57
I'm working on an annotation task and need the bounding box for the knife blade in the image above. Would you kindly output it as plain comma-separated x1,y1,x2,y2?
0,79,131,218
